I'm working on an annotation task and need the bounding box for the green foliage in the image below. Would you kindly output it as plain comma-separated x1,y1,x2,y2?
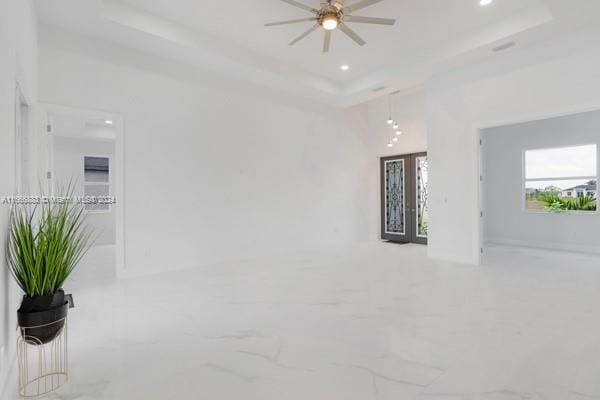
542,195,597,213
545,199,568,213
419,220,428,235
6,189,94,297
537,192,560,204
567,196,597,211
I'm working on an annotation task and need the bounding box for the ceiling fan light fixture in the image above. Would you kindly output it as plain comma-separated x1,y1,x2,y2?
322,15,339,30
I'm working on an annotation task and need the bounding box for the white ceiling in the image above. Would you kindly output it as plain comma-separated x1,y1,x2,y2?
50,109,118,140
35,0,600,107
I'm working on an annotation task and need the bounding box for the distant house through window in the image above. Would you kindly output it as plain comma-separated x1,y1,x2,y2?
524,144,597,212
84,156,110,211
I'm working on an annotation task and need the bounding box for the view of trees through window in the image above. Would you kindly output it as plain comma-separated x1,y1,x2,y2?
525,144,597,213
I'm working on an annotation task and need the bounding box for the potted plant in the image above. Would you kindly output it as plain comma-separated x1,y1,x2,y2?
6,192,93,344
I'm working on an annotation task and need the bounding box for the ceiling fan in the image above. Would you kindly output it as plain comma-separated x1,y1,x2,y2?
265,0,396,53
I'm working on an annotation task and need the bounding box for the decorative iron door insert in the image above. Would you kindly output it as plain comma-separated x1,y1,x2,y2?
412,153,428,245
381,155,410,242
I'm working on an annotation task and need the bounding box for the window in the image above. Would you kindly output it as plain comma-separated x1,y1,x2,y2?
84,156,110,212
524,144,597,212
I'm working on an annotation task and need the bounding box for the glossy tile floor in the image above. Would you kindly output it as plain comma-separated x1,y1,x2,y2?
19,243,600,399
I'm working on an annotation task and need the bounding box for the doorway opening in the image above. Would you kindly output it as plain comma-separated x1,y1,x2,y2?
479,109,600,259
43,104,125,285
380,152,428,244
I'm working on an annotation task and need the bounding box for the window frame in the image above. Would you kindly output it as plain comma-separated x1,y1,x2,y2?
83,154,112,214
522,143,598,215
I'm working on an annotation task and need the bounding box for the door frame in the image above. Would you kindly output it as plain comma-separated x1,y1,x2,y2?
380,152,428,244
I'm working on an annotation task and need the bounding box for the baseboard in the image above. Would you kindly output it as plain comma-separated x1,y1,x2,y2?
485,237,600,256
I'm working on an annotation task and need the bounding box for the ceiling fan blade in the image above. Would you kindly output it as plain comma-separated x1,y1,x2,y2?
342,0,384,13
265,17,318,27
323,30,332,53
289,24,320,46
343,15,395,25
339,23,366,46
279,0,320,13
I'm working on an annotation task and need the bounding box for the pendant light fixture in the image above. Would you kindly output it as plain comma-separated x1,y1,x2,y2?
383,91,408,148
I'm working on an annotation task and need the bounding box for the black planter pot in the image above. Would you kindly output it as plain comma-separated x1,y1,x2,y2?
17,289,74,345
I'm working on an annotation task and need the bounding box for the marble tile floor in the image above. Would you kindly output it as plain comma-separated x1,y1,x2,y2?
10,243,600,400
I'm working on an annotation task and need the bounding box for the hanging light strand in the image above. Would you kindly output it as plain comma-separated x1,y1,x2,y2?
391,93,399,130
386,94,393,125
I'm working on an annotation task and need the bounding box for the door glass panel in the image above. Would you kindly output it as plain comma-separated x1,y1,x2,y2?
384,160,405,234
416,156,429,238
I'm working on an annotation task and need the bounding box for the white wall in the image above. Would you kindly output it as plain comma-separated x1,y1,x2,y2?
427,26,600,265
38,40,371,277
365,89,428,240
482,110,600,253
53,136,116,246
0,0,37,395
40,24,600,273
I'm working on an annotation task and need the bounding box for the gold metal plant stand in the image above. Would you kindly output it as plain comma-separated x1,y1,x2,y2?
17,318,69,397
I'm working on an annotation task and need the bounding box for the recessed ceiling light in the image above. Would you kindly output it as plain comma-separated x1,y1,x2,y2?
480,0,493,6
105,120,113,125
340,65,350,71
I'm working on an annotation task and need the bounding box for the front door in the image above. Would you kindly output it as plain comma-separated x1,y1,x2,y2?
380,153,428,244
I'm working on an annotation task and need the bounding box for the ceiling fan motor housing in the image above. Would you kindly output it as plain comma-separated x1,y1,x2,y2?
318,6,342,29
